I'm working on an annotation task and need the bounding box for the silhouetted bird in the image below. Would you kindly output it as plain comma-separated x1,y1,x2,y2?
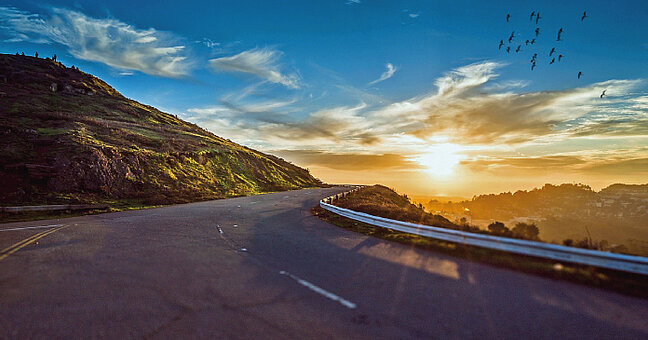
53,54,57,62
578,71,583,79
600,89,607,98
535,27,540,37
508,31,515,43
531,53,538,62
530,38,536,44
525,39,530,45
549,47,556,56
582,11,588,21
516,45,521,53
506,46,511,53
506,14,511,22
558,54,563,61
499,40,504,49
35,52,38,58
557,28,563,41
530,11,535,21
536,12,542,24
531,62,536,71
550,58,555,64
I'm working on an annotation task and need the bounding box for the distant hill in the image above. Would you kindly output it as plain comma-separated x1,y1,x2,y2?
0,54,322,206
425,183,648,255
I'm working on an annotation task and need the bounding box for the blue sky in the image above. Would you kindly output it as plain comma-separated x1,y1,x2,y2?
2,0,648,196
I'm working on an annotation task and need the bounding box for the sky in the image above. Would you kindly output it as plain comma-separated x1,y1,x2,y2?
1,0,648,198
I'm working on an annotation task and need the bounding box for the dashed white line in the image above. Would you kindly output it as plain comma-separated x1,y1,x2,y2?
0,224,63,232
216,225,224,234
279,270,357,309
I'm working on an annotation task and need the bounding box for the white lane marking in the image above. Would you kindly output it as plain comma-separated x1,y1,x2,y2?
233,224,238,228
216,225,224,234
279,270,357,309
0,224,63,232
240,248,248,252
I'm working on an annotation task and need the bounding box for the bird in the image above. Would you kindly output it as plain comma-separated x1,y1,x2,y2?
530,11,535,21
550,58,555,64
506,14,511,22
582,11,588,21
578,71,583,79
508,31,515,43
535,27,540,37
531,53,538,62
558,54,563,61
549,47,556,56
600,89,607,98
530,38,536,44
536,12,542,24
499,40,504,49
516,45,521,53
506,46,511,53
557,28,563,41
531,62,537,71
525,39,530,45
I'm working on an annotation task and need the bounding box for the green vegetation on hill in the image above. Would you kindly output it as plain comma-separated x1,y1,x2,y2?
0,54,322,209
426,183,648,256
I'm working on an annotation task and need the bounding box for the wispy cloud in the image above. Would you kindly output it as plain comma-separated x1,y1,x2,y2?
345,0,361,5
187,60,647,181
209,48,300,89
369,63,397,85
272,150,422,171
0,6,189,77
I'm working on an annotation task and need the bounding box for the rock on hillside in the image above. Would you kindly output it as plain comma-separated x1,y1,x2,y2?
0,54,322,205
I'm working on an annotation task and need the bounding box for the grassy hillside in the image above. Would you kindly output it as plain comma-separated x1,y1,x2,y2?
332,185,458,229
0,54,322,207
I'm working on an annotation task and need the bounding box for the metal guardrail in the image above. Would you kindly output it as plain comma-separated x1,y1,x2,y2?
320,187,648,275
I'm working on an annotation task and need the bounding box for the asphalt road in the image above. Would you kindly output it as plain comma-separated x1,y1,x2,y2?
1,187,647,339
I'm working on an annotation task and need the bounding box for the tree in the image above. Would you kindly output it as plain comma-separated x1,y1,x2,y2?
487,221,510,235
512,222,540,240
53,54,57,62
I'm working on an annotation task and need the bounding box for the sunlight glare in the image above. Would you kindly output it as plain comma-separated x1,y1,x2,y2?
413,143,465,177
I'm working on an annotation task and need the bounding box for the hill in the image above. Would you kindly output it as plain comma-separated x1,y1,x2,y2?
426,183,648,255
0,53,322,207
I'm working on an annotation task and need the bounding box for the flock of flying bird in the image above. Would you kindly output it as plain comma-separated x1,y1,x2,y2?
498,10,605,97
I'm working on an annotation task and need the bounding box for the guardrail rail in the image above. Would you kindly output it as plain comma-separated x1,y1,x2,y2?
320,186,648,275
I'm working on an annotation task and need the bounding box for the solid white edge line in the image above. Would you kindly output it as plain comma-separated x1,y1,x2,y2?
0,224,63,232
279,270,357,309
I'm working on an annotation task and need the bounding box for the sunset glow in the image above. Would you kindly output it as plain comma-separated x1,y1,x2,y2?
3,1,646,198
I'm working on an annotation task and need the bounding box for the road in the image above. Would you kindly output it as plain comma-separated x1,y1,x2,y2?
1,187,647,339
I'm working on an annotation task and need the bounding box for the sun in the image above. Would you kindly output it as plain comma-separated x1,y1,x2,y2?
413,143,465,177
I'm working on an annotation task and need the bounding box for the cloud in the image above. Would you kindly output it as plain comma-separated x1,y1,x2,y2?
195,38,220,49
209,48,300,89
0,6,189,77
369,62,644,145
582,158,648,175
345,0,361,4
272,150,422,171
187,60,647,181
462,155,587,173
369,63,398,85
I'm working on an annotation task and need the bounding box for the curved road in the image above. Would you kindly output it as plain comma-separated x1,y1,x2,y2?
1,187,647,339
